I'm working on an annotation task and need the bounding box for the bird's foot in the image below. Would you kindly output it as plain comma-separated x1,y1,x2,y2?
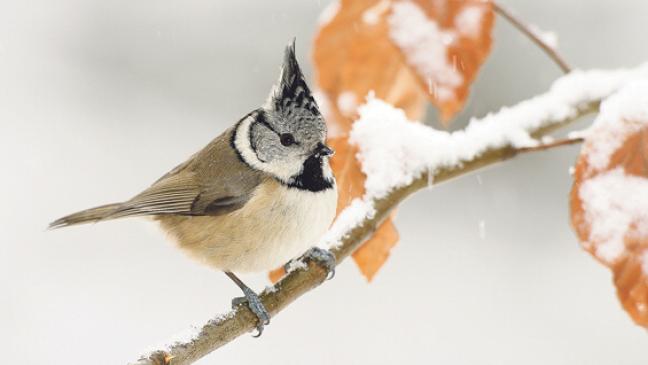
304,247,336,280
232,287,270,337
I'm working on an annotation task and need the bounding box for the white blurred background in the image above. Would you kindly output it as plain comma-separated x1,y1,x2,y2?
1,0,647,364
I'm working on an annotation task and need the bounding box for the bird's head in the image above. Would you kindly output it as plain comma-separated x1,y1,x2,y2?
233,40,334,191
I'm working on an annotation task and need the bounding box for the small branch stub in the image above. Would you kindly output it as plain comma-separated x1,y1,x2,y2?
493,2,572,73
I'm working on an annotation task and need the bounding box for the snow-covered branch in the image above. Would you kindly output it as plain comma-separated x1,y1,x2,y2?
129,63,648,365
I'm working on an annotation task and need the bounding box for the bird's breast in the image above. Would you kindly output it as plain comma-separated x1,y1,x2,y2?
160,179,337,273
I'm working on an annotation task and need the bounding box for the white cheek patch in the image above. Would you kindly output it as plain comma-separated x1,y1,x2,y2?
269,156,306,184
234,116,303,183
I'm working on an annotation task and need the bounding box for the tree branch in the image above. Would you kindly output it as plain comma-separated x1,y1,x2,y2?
130,112,591,365
129,64,648,365
516,136,584,153
493,2,572,73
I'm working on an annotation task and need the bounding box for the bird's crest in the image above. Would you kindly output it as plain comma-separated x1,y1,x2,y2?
265,39,320,117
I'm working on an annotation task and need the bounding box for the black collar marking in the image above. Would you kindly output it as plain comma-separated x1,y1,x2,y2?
231,112,255,165
286,154,334,192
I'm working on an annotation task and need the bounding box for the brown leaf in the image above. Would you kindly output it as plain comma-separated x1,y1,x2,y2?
389,0,494,123
570,124,648,327
328,136,366,213
314,0,428,132
314,0,494,127
352,215,399,281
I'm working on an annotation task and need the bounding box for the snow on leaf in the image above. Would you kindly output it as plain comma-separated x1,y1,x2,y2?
389,0,494,123
314,0,493,127
318,0,341,26
313,0,493,281
570,80,648,328
313,0,428,132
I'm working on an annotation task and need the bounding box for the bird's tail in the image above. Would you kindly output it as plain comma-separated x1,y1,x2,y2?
49,203,124,229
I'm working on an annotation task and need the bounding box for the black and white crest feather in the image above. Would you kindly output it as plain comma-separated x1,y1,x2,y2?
266,40,320,117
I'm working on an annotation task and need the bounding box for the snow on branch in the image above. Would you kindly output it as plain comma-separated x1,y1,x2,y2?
348,64,648,201
129,63,648,365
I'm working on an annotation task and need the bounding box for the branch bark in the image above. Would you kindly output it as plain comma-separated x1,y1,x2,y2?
129,104,602,365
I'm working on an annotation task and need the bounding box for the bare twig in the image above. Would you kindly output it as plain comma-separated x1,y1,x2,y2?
493,2,572,73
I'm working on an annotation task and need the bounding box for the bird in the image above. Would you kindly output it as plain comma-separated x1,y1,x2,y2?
49,40,338,336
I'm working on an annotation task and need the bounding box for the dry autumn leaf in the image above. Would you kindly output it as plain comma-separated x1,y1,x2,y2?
315,0,493,128
570,84,648,327
309,0,494,281
351,215,399,278
314,0,429,132
390,0,494,122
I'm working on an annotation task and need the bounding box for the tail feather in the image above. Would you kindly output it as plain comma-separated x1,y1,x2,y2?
49,203,124,229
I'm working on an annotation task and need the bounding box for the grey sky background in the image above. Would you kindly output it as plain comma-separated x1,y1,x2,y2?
1,0,647,364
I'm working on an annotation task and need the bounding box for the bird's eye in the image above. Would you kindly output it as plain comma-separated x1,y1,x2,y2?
280,133,296,146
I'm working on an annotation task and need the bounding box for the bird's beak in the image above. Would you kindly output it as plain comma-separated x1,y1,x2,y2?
314,142,334,158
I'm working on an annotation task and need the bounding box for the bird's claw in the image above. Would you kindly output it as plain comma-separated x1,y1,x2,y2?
232,287,270,337
304,247,336,280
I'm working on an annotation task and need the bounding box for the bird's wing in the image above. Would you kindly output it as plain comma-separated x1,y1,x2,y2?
49,127,264,228
107,168,263,220
105,172,201,219
107,128,264,219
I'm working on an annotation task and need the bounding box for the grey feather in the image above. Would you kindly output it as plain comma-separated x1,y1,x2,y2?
49,203,123,229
